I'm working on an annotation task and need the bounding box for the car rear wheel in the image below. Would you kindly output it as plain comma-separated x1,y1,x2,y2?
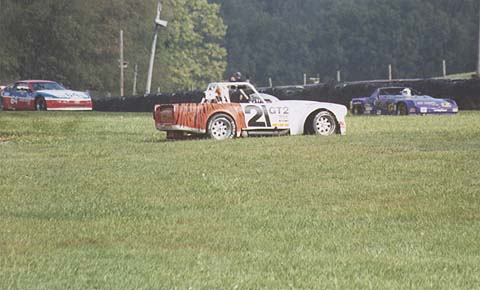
207,114,236,140
312,111,337,136
397,103,408,115
35,97,47,111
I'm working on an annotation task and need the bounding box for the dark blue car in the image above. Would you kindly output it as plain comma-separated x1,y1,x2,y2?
350,87,458,115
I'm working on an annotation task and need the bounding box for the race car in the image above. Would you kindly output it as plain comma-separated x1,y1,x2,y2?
1,80,93,111
154,82,347,140
350,87,458,115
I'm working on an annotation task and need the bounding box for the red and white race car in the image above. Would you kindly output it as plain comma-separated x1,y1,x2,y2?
1,80,92,111
154,82,347,140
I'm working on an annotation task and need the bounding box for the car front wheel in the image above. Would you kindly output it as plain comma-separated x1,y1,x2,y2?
312,111,337,136
207,114,236,140
35,97,47,111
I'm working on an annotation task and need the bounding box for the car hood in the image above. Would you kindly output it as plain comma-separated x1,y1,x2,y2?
279,100,348,115
37,89,90,99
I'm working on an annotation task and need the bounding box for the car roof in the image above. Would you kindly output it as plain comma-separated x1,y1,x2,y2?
378,86,409,90
210,81,253,87
16,80,56,83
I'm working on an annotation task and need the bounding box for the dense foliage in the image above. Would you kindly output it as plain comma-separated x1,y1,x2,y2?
0,0,226,93
0,0,478,92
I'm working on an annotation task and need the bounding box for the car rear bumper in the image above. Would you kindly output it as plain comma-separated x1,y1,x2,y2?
156,124,206,135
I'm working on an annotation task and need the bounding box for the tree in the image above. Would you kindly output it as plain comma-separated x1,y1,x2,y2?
0,0,227,94
155,0,227,91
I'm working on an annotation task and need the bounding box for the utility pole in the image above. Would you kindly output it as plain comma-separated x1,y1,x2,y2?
443,60,447,78
119,30,124,97
146,0,168,95
477,5,480,77
133,64,138,95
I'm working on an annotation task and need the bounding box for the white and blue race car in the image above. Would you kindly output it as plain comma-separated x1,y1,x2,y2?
1,80,92,111
350,87,458,115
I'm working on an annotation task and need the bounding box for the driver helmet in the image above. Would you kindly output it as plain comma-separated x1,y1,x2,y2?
402,88,412,97
234,72,242,79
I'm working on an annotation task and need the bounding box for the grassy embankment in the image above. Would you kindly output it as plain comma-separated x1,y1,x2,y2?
0,111,479,289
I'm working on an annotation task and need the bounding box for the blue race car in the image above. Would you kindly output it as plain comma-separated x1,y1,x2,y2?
350,87,458,115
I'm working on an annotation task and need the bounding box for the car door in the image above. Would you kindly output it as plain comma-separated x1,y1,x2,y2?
373,94,389,115
363,96,376,115
241,103,273,129
240,101,291,131
12,83,34,110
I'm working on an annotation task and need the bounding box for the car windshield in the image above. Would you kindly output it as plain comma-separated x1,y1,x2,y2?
32,82,65,91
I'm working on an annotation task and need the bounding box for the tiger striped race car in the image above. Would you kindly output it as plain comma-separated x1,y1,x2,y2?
1,80,92,111
154,82,347,140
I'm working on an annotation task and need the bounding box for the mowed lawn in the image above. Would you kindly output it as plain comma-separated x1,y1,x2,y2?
0,111,479,289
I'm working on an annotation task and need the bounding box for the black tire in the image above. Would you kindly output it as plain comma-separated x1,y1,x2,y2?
207,114,236,140
35,97,47,111
396,103,408,115
312,111,337,136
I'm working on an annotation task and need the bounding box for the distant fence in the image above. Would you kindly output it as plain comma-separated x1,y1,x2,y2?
93,78,480,112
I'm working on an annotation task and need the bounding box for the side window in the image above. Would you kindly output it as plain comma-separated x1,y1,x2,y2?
14,83,30,92
32,83,41,91
230,88,251,104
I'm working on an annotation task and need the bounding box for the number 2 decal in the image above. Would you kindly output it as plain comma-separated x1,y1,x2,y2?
245,105,271,127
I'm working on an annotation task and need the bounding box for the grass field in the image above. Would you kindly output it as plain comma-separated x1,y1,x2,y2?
443,72,477,79
1,111,479,289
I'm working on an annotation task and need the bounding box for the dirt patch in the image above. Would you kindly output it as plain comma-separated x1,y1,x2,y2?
0,135,13,144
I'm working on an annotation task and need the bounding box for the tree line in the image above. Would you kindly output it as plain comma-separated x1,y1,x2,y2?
0,0,478,94
215,0,479,86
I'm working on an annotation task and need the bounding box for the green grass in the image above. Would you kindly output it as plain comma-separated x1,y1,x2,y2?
1,111,479,289
441,71,477,79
